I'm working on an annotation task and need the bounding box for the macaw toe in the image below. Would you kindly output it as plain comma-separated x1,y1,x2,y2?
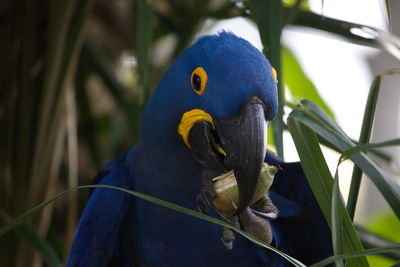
239,207,273,245
252,194,279,220
221,211,240,250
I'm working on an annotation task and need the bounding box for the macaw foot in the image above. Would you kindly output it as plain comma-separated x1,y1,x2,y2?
221,212,240,250
252,194,279,220
219,194,278,250
238,207,273,244
195,170,278,249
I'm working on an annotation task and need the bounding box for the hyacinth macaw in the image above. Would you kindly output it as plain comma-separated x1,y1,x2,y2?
67,32,332,266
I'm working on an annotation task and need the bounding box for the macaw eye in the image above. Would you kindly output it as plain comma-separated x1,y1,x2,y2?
191,67,207,95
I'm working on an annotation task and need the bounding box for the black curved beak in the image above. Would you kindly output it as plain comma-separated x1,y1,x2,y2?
188,97,268,215
214,98,267,214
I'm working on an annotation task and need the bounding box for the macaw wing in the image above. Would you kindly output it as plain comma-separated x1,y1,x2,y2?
263,152,333,265
67,153,135,267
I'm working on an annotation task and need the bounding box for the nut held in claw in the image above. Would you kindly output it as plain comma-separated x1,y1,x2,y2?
212,163,277,211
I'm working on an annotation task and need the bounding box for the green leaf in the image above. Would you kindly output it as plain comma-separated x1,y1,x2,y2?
332,167,345,267
15,223,62,267
290,100,400,218
286,115,369,267
290,10,400,60
251,0,285,157
356,225,400,260
0,185,306,267
282,46,335,119
289,10,377,47
347,76,381,220
317,135,392,163
310,245,400,267
136,0,154,102
385,0,392,29
343,138,400,159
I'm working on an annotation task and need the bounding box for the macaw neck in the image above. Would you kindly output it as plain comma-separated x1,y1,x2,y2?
130,140,203,209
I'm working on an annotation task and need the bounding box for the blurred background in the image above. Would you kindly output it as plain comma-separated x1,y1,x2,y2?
0,0,399,266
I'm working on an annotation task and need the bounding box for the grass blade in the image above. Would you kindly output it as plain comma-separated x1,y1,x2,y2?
347,76,381,220
290,10,377,47
385,0,392,28
317,135,392,163
15,223,62,267
290,100,400,218
136,0,154,102
310,245,400,267
332,166,345,267
356,225,400,260
343,138,400,159
0,185,306,267
286,116,369,267
251,0,285,157
290,10,400,60
65,85,79,256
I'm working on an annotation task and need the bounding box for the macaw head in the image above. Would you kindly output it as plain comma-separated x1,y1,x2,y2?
141,32,278,214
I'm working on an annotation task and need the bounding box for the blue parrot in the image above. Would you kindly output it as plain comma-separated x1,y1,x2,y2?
67,32,332,266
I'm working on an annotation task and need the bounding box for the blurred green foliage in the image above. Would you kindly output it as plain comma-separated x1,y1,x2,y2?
367,212,400,266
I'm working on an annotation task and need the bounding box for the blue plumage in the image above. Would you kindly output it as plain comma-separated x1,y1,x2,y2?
67,32,332,266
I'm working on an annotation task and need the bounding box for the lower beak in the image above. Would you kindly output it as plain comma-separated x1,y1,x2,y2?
214,98,267,214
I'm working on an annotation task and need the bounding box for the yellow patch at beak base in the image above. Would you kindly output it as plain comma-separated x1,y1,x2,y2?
271,67,278,83
178,109,214,148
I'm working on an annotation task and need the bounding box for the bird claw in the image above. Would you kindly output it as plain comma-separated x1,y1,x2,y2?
252,194,279,219
218,194,279,249
252,210,278,220
221,235,234,250
221,228,235,250
196,194,210,213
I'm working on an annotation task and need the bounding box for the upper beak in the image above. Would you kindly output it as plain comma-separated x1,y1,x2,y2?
187,97,268,215
214,97,267,214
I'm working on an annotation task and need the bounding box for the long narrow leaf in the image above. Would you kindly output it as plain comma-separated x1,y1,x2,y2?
136,0,154,102
356,225,400,260
311,245,400,267
0,185,306,267
290,10,377,47
347,76,381,219
15,223,62,267
291,10,400,60
251,0,285,157
343,139,400,159
318,135,392,163
385,0,392,28
286,116,369,267
290,100,400,218
332,167,345,267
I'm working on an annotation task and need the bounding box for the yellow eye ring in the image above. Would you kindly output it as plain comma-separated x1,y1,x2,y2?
191,67,208,95
271,67,278,83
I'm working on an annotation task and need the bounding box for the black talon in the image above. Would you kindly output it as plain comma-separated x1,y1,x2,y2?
196,194,209,213
221,234,234,250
